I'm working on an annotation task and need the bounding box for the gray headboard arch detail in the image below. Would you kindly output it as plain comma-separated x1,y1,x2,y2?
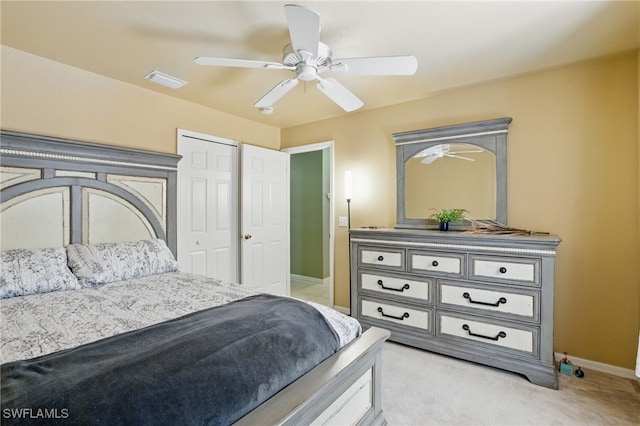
0,131,181,254
2,178,167,242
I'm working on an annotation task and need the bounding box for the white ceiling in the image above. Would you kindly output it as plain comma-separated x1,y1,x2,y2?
2,1,638,129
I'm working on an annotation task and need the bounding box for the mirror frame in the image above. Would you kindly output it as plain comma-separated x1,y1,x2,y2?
393,117,512,229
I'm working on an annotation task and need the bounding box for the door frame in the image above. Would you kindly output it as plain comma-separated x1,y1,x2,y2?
282,141,335,307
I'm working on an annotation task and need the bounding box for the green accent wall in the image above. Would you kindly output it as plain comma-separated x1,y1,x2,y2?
290,150,327,279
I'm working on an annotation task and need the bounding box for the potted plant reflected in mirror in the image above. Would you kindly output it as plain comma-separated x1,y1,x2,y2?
429,209,468,231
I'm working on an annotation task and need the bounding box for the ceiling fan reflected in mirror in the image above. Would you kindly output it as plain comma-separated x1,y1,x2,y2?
414,144,484,164
194,4,418,112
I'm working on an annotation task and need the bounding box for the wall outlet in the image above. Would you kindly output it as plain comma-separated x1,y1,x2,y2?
338,216,348,227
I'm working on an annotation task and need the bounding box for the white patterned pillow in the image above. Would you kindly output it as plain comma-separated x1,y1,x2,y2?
66,239,179,287
0,247,81,299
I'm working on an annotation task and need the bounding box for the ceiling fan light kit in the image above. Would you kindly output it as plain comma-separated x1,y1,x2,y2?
144,70,187,89
194,4,417,113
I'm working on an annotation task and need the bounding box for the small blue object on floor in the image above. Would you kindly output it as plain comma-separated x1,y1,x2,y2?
559,361,573,375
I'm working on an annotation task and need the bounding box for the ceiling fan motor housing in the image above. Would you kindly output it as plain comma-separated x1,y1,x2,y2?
283,42,331,80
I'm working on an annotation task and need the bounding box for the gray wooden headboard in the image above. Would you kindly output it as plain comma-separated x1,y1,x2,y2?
0,131,181,255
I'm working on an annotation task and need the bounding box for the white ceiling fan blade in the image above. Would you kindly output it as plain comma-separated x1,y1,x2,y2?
331,56,418,75
445,154,475,161
316,78,364,112
194,57,292,70
254,78,300,108
450,149,484,154
284,4,320,59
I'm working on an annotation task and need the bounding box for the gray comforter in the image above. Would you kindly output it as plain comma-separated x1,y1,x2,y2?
1,294,341,425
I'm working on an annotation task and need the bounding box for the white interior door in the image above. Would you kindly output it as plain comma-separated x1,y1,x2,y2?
240,144,290,295
177,129,238,282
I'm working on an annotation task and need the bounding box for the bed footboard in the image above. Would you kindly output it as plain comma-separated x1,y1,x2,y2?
235,326,390,426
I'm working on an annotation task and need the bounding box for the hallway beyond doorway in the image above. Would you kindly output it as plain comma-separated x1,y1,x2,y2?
290,275,331,307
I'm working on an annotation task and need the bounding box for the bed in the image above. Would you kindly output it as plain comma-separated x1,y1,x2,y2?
0,130,390,425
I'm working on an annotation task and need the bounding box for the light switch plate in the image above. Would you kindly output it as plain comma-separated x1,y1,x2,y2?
338,216,348,227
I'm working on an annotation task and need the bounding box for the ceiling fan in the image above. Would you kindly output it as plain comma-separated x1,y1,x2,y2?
194,4,418,113
415,144,484,164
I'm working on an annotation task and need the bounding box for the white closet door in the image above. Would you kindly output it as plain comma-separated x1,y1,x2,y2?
177,129,238,283
240,144,290,296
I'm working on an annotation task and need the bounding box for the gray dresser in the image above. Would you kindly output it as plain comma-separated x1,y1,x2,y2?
350,227,561,389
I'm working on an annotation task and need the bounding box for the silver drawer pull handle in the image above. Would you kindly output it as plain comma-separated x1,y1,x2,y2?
377,280,410,292
463,292,507,307
377,307,409,321
499,266,507,274
462,324,507,341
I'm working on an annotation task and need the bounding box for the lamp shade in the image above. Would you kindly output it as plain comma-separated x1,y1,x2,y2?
344,171,353,200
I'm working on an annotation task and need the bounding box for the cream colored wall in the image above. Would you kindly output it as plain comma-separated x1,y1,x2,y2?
1,47,280,152
282,53,640,370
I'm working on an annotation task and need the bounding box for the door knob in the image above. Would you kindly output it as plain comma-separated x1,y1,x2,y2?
243,234,252,240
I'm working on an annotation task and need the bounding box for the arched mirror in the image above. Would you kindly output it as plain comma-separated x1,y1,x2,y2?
393,117,512,229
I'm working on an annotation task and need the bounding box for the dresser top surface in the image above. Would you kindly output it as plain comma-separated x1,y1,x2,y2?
349,227,561,249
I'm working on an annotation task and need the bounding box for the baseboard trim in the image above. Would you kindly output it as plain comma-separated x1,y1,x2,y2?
290,274,329,286
333,305,350,315
554,352,637,379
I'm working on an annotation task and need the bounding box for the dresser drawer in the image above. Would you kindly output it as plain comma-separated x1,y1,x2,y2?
360,272,431,303
361,298,431,332
437,312,538,356
358,246,405,271
470,255,540,287
438,281,539,322
409,250,465,278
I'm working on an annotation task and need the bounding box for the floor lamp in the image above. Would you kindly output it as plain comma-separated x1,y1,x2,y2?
345,170,353,315
345,170,353,229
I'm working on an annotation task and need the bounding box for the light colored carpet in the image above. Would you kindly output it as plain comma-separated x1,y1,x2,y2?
381,341,640,425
